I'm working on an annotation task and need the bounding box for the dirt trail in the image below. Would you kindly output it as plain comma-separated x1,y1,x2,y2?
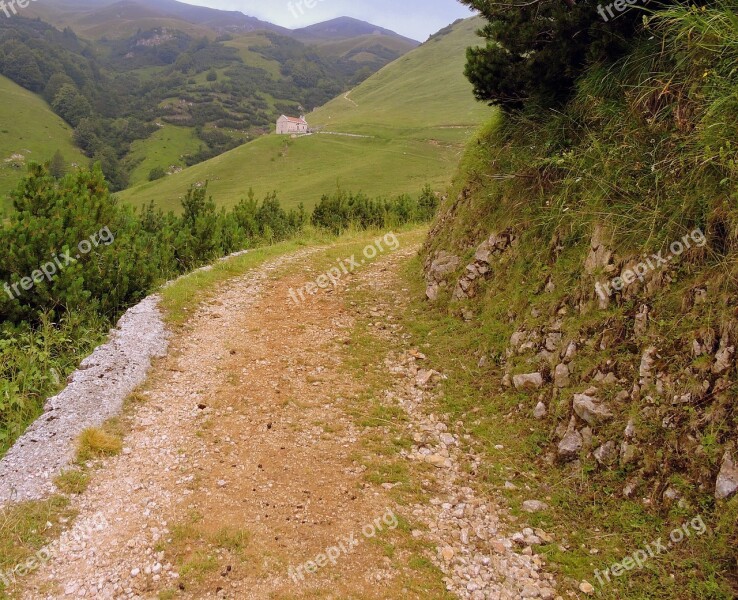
343,91,358,107
19,241,557,600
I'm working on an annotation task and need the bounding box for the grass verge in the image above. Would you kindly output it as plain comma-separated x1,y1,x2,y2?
0,496,76,598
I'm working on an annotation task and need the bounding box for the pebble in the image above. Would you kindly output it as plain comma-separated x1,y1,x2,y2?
580,581,595,594
522,500,549,513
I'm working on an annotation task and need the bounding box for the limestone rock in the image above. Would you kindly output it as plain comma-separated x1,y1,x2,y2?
620,442,639,466
558,418,582,460
426,454,451,469
639,346,658,384
533,402,547,419
513,372,544,391
634,304,649,337
554,363,570,388
425,283,440,302
425,251,460,300
579,581,595,594
522,500,549,513
440,546,455,562
510,330,528,351
584,225,613,275
712,341,735,375
452,230,516,300
572,394,613,426
545,332,562,352
593,442,617,466
416,369,441,387
716,451,738,500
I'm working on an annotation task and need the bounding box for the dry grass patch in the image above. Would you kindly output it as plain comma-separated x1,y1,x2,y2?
53,470,91,495
75,424,123,463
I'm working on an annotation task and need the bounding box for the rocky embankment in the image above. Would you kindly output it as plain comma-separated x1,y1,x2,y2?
423,224,738,507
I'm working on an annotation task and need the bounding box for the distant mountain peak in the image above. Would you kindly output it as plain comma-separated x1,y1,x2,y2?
293,16,420,46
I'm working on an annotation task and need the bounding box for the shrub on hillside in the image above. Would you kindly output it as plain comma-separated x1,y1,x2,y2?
311,186,439,235
460,0,657,110
148,166,167,181
0,164,159,323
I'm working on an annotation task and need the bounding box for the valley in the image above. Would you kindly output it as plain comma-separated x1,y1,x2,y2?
0,2,429,208
119,17,492,212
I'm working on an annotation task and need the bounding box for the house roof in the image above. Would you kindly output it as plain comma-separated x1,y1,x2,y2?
279,115,307,124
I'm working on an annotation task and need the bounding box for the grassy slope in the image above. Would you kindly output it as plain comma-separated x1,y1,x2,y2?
223,32,283,78
0,76,86,211
127,125,201,187
309,17,489,138
79,17,213,40
118,16,493,213
24,2,215,40
304,34,418,66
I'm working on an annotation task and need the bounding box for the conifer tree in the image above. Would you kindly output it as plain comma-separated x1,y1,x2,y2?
460,0,648,110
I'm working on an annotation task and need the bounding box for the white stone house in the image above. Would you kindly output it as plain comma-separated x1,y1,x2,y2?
276,115,309,135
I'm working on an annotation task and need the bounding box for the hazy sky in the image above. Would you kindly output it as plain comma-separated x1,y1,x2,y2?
180,0,475,41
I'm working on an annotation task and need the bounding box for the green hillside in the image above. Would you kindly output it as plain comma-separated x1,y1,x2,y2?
0,76,86,209
310,17,488,139
25,3,215,40
119,17,493,213
223,32,283,78
126,124,202,186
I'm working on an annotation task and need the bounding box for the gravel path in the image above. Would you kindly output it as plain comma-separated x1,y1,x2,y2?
9,241,560,599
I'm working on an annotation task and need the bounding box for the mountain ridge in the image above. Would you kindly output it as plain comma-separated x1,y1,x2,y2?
24,0,414,45
293,16,420,45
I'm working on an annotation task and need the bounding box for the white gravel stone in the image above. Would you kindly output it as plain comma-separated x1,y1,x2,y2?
0,295,170,505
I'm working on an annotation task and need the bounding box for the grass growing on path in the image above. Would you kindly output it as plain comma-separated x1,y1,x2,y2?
290,228,454,598
0,496,77,598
